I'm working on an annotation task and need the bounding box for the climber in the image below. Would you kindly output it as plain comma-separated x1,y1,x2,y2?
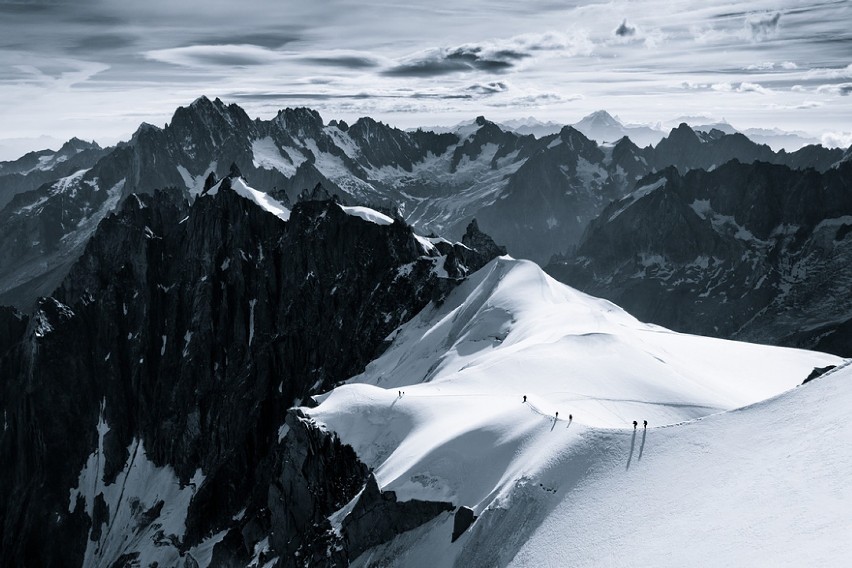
555,411,559,419
569,414,572,421
633,420,637,429
523,395,527,403
643,420,647,428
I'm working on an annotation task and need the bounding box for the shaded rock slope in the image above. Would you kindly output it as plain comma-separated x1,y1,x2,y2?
0,171,502,566
548,160,852,355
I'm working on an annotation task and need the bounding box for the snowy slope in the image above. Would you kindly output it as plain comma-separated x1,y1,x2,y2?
205,176,290,221
305,257,847,566
350,362,852,568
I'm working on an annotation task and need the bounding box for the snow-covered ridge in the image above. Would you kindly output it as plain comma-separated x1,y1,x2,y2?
338,204,394,226
306,257,843,564
305,257,852,567
204,176,290,222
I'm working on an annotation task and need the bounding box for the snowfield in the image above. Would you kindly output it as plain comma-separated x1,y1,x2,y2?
306,257,850,567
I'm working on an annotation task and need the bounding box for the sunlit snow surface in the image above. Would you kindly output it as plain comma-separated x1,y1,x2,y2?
205,176,290,221
339,204,395,225
307,257,849,567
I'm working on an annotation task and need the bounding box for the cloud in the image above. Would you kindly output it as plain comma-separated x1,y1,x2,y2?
770,101,823,110
145,44,282,67
186,32,300,50
383,45,525,77
745,12,781,41
383,31,593,78
738,81,770,94
816,83,852,96
488,92,583,108
821,131,852,148
466,82,510,95
297,51,383,70
614,19,636,38
746,61,798,71
711,81,770,94
804,64,852,80
69,33,137,54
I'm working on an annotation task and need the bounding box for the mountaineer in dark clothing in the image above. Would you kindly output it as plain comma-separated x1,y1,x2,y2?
633,420,637,429
523,395,527,403
643,420,647,428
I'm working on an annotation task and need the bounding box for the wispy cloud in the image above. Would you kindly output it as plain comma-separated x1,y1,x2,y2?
297,52,383,70
816,83,852,96
146,44,283,67
466,82,510,95
383,46,524,77
711,81,771,94
383,31,594,77
770,101,824,110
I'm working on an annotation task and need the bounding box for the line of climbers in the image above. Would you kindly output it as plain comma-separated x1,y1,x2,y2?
523,395,647,429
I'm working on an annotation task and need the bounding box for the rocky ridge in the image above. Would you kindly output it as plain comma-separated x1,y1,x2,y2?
0,169,504,566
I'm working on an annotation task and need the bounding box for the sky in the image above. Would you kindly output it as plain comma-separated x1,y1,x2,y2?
0,0,850,158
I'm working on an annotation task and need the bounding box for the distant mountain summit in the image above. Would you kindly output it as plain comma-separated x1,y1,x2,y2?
572,110,664,147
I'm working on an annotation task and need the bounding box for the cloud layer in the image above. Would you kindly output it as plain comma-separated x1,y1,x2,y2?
0,0,850,154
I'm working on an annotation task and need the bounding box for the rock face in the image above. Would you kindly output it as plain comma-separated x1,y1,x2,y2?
342,475,454,560
0,173,507,566
548,160,852,355
452,506,477,542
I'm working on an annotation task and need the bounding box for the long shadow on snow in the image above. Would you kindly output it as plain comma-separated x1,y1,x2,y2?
452,428,624,568
626,429,636,470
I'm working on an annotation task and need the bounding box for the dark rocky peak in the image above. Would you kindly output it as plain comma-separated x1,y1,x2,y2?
203,171,218,192
462,218,507,259
337,119,350,131
693,128,727,142
609,136,652,181
612,135,640,154
273,107,325,139
426,220,508,279
471,116,504,138
347,117,443,171
228,162,243,179
652,123,706,171
450,118,517,172
784,144,845,172
556,126,601,156
57,137,101,156
666,122,702,145
297,182,335,203
169,96,253,137
129,122,162,145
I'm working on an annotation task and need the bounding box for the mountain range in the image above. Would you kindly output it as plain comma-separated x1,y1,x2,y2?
0,98,845,316
1,97,851,565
